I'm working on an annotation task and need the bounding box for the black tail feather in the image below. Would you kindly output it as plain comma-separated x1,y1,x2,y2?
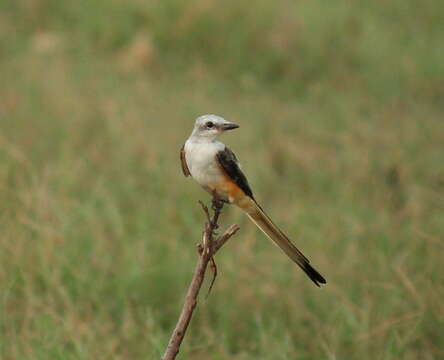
303,262,327,287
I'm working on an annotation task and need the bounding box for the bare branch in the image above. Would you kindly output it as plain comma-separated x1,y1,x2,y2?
198,200,210,223
162,199,239,360
214,224,240,252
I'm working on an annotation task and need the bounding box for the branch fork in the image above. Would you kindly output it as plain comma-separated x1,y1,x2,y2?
162,198,239,360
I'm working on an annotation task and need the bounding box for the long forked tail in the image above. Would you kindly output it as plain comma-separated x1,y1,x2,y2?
245,200,326,287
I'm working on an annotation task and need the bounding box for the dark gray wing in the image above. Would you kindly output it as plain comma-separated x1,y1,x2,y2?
216,146,254,199
180,145,190,177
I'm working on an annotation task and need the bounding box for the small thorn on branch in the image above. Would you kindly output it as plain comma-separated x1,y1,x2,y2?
206,257,218,299
198,200,211,223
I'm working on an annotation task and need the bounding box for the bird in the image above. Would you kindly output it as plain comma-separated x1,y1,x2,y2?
180,114,326,287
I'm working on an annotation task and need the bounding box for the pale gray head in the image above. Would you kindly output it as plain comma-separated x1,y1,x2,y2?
190,114,239,141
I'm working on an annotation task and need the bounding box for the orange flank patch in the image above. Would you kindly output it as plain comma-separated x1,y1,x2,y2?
219,177,243,199
215,177,256,212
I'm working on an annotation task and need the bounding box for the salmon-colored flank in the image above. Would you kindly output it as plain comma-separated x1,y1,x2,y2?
214,176,256,213
220,177,243,198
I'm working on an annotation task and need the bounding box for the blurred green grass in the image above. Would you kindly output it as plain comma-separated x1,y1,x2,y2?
1,0,443,359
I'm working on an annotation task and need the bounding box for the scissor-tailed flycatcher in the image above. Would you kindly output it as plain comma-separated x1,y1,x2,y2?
180,114,326,287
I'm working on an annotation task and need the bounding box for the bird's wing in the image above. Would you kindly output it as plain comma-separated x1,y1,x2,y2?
180,145,191,177
216,146,254,199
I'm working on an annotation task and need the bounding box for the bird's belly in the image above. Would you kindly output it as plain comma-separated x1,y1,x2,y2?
194,173,243,205
190,160,221,187
185,140,232,200
190,164,234,201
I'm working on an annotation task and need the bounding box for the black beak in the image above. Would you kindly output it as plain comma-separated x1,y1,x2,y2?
221,122,239,131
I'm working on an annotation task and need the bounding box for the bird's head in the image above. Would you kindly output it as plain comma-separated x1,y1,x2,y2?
190,114,239,141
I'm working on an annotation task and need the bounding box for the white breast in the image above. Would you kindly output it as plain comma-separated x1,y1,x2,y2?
184,140,225,187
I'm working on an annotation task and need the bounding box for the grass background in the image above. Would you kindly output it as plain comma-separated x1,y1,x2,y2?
1,0,443,359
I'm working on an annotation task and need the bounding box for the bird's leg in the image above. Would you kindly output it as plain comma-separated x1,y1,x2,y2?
211,196,224,214
210,192,224,232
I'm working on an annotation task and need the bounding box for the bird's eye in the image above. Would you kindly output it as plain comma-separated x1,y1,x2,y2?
206,121,214,129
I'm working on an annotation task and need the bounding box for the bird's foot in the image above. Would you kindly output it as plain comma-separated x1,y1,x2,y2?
211,199,224,212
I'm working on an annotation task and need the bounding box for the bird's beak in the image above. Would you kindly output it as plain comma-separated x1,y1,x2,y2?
221,122,239,131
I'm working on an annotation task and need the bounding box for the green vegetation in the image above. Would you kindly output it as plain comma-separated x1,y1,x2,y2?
1,1,443,359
